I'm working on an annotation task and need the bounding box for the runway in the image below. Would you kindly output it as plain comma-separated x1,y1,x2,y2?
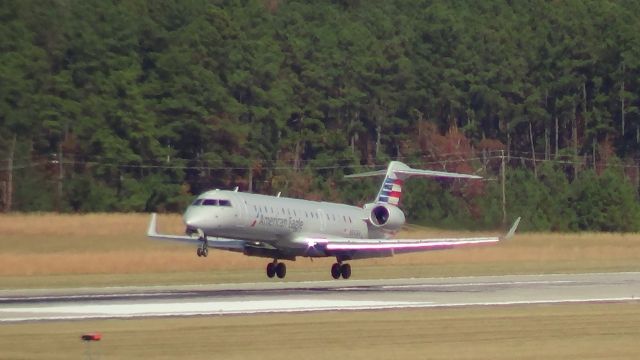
1,272,639,322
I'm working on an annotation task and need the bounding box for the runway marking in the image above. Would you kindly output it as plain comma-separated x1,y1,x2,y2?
379,280,579,290
0,299,425,322
0,292,192,302
1,296,638,323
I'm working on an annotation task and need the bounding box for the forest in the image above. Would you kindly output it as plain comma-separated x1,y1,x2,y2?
1,0,640,231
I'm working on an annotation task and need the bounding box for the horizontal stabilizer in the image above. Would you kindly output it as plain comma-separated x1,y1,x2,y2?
345,164,481,180
346,161,481,205
344,170,387,178
394,168,481,179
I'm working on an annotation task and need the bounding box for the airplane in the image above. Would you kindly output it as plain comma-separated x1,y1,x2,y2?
147,161,520,280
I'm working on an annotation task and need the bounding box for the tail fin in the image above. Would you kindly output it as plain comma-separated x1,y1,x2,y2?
345,161,481,205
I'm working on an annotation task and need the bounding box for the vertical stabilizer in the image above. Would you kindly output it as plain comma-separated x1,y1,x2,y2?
375,161,410,205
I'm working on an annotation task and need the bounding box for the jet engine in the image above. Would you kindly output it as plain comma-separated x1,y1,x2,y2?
369,204,405,230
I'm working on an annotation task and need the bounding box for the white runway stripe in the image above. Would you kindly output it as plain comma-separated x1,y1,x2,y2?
1,296,638,322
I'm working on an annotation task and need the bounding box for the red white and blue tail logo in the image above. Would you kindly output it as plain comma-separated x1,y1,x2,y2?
377,177,403,205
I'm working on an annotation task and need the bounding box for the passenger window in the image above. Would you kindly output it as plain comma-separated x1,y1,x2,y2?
219,199,231,207
343,216,346,222
287,209,291,216
202,199,218,206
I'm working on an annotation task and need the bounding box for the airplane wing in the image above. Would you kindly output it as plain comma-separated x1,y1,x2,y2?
146,213,246,251
306,217,520,257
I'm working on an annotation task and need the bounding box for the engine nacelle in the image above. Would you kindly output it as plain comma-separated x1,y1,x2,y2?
369,204,405,230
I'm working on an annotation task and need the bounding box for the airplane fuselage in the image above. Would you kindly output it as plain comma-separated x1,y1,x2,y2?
183,190,380,251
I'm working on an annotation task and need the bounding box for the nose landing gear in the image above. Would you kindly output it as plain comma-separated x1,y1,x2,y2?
196,229,208,257
196,246,208,257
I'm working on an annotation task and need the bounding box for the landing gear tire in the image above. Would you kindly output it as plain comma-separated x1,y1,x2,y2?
340,263,351,279
275,262,287,279
331,263,341,279
266,262,276,278
197,247,208,257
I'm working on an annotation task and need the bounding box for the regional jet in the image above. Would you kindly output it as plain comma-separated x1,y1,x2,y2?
147,161,520,279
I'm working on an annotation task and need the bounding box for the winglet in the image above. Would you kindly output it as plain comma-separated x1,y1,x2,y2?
147,213,158,236
503,217,521,240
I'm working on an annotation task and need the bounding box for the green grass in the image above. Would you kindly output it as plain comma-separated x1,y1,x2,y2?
1,303,639,359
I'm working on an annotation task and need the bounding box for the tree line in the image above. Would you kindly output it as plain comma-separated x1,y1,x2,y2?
1,0,640,231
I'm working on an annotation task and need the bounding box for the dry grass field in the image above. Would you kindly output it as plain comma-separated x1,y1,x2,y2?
2,214,640,360
1,213,640,288
1,303,639,359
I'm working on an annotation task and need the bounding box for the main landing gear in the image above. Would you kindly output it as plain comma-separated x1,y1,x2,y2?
331,262,351,279
266,260,287,279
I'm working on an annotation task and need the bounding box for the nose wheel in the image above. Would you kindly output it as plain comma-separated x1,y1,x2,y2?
331,262,351,279
266,261,286,279
196,229,208,257
196,246,208,257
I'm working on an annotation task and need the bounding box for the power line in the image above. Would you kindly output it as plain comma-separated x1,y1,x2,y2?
3,151,640,172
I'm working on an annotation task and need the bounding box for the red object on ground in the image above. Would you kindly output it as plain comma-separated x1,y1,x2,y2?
81,332,102,341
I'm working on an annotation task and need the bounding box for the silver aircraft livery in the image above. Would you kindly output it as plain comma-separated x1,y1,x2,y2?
147,161,520,279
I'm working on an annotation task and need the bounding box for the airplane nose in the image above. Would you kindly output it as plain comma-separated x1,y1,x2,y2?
185,216,207,229
183,209,209,230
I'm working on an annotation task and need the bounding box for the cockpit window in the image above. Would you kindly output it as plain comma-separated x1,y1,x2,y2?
219,199,231,207
202,199,218,206
192,199,203,206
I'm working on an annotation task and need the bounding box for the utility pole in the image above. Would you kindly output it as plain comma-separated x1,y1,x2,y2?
621,62,625,136
501,149,506,227
4,134,16,212
248,162,253,193
57,142,64,211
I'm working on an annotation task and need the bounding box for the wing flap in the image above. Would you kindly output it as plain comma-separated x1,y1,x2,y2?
310,217,521,253
323,236,500,251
